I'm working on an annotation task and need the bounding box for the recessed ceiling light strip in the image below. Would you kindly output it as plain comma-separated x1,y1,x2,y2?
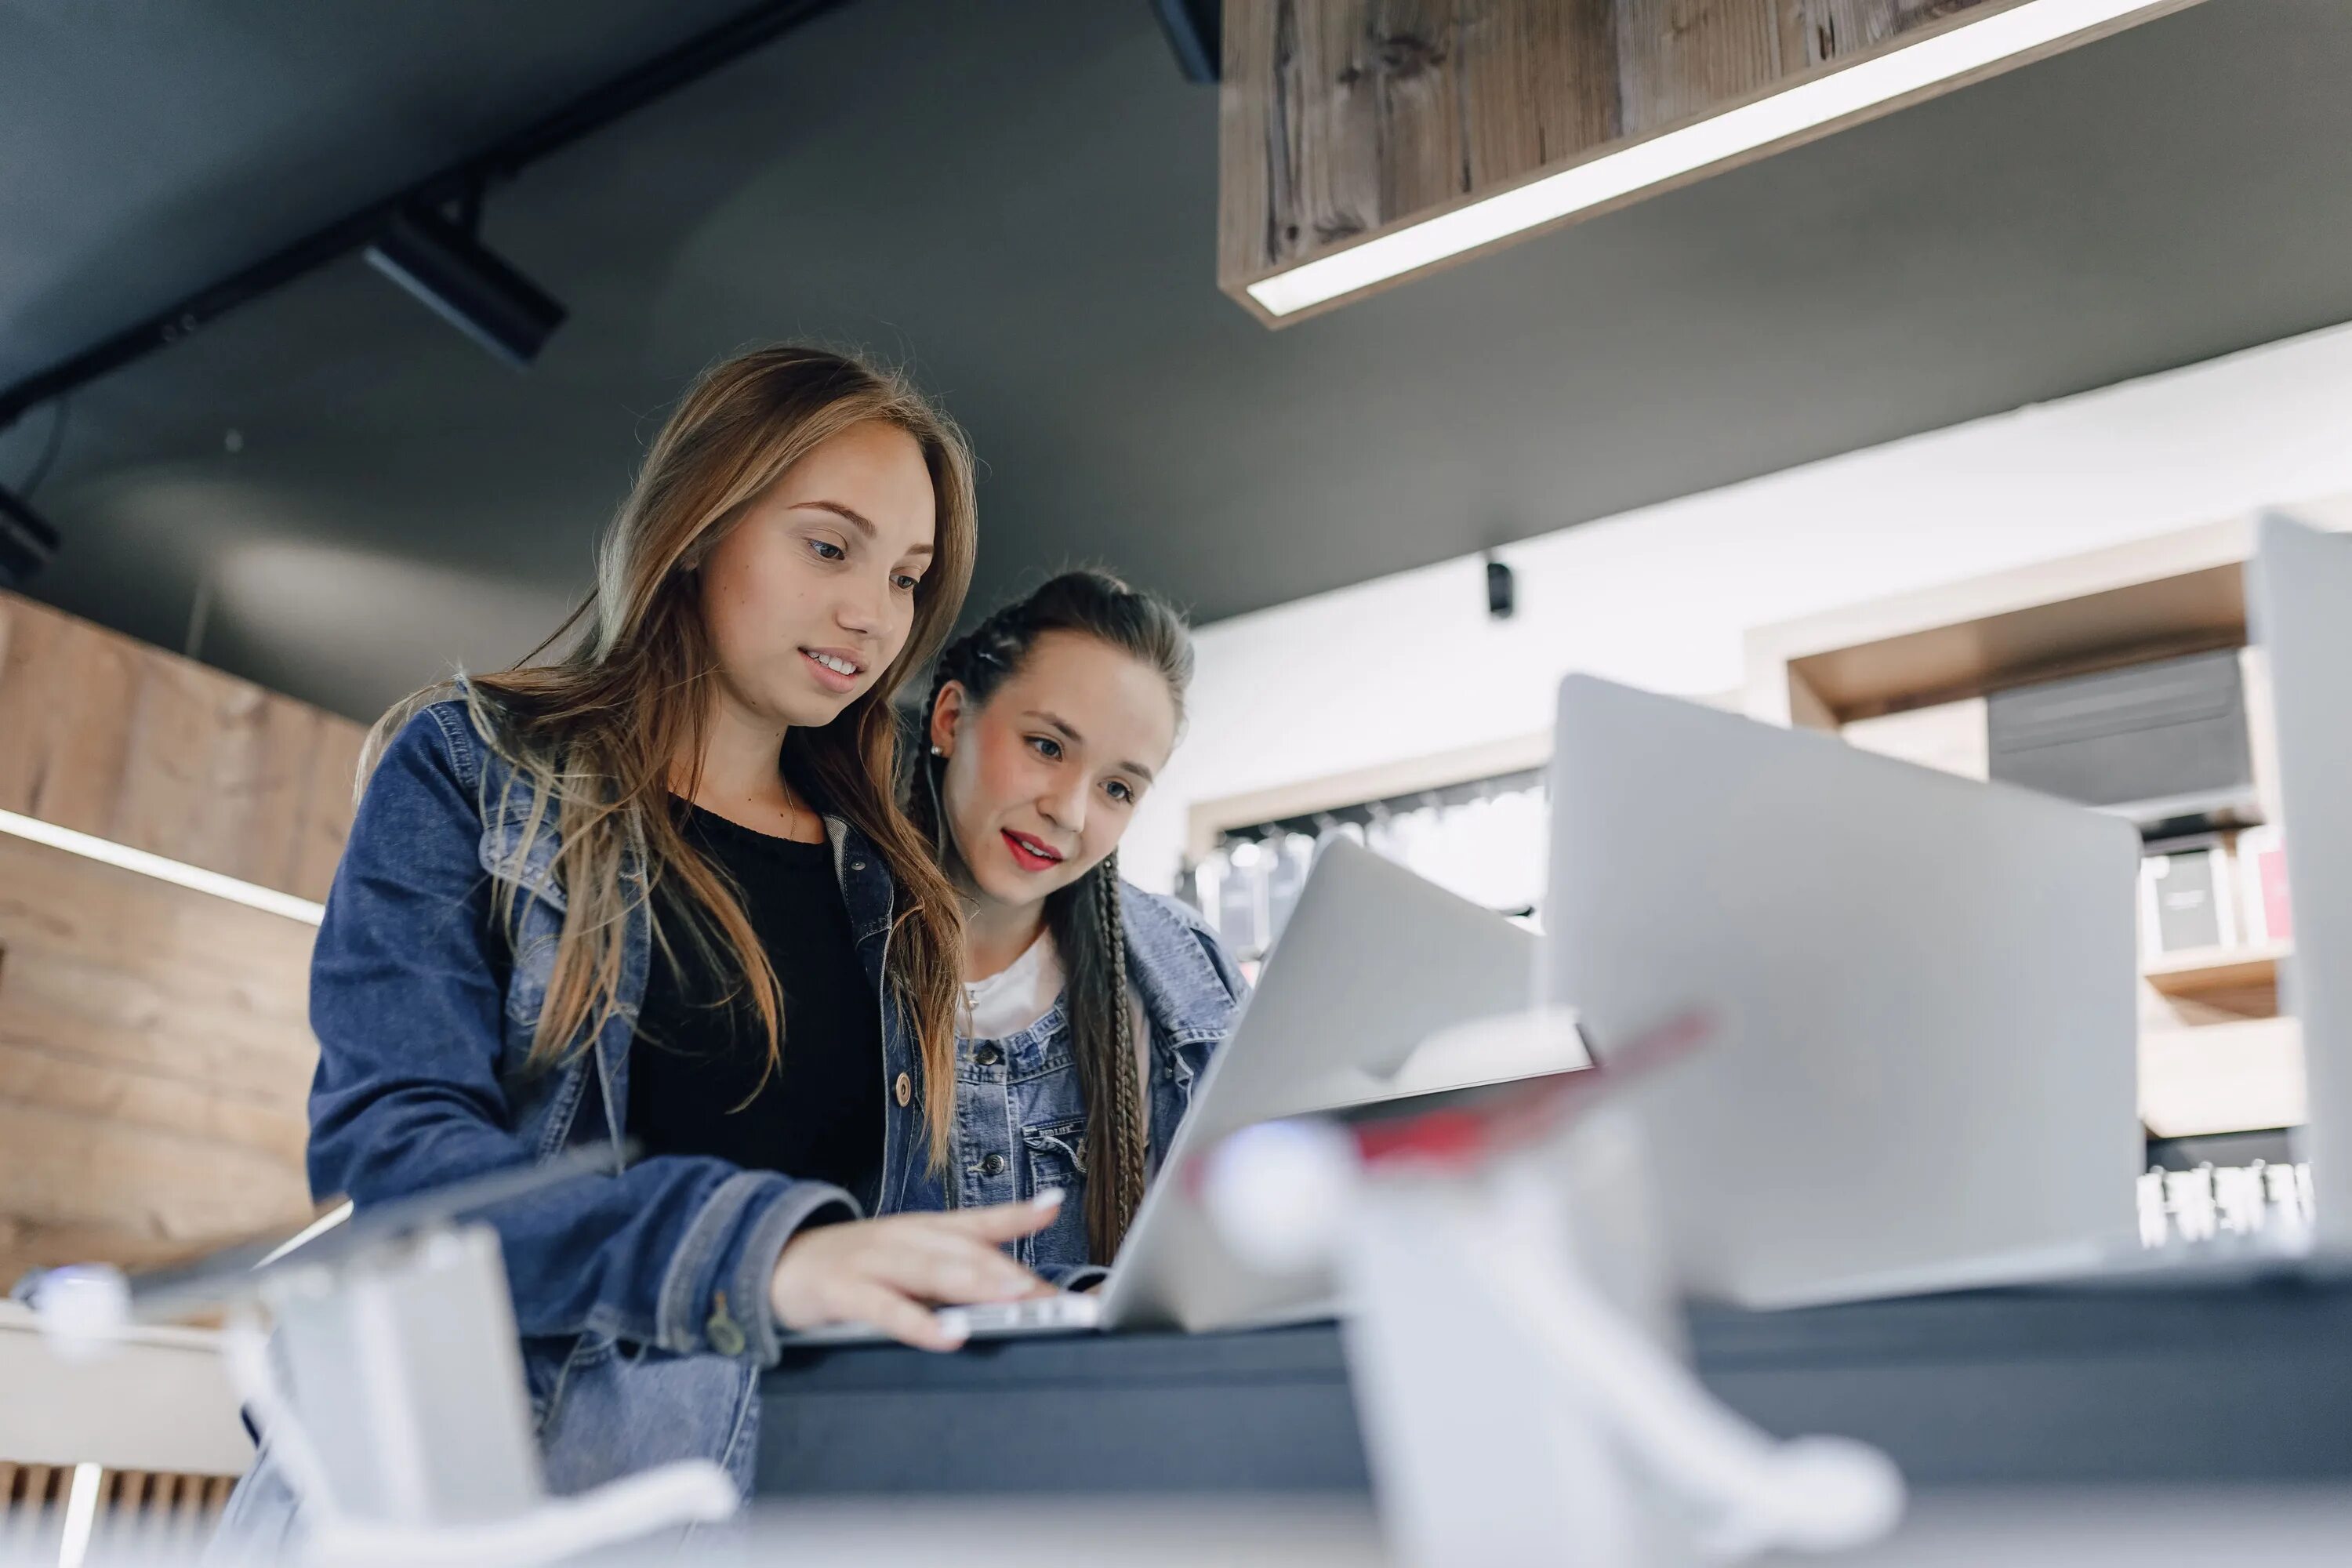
1247,0,2183,318
0,808,327,925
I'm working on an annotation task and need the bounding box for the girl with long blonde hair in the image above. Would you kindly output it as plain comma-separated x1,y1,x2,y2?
223,347,1055,1536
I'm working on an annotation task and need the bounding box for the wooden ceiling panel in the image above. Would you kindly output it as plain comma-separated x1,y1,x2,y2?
1219,0,2208,323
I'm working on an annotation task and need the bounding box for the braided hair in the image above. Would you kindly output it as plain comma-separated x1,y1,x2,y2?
909,570,1193,1261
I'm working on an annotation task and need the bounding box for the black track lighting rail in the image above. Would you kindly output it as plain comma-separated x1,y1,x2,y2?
0,0,851,431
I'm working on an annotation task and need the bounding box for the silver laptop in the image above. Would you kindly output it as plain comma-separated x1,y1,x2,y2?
2250,512,2352,1254
1544,673,2146,1308
784,838,1546,1345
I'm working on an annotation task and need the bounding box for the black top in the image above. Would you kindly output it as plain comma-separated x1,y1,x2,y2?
630,800,884,1210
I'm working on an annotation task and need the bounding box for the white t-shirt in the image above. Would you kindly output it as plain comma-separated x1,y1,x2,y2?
963,931,1153,1138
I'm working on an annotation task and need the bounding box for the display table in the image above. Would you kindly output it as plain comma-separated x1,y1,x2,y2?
757,1276,2352,1497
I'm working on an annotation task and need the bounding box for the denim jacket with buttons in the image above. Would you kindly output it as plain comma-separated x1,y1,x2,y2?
219,696,1245,1548
951,900,1248,1274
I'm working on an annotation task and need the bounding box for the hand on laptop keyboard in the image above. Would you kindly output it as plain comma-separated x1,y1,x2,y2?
768,1189,1065,1351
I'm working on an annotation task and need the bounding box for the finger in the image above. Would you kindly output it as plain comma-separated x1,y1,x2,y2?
941,1189,1069,1244
891,1233,1059,1301
833,1277,967,1353
869,1235,1047,1305
891,1216,1051,1264
890,1191,1064,1243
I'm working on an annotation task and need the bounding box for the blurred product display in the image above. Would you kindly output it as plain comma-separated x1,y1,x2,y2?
1214,839,1272,957
1200,1045,1906,1568
2137,1160,2315,1250
1187,770,1547,964
2140,837,2238,957
2236,823,2293,945
17,1153,737,1564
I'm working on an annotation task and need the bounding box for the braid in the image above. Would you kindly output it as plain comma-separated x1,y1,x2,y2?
1094,852,1149,1250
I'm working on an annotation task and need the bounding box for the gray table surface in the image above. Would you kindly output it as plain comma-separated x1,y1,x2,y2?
757,1275,2352,1497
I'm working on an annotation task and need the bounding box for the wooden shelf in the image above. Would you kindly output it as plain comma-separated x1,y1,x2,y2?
2140,1015,2305,1139
2143,940,2290,1000
1788,564,2246,725
1744,520,2256,729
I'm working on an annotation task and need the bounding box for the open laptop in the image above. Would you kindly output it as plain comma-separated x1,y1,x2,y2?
782,838,1548,1345
1544,673,2147,1308
1537,510,2352,1311
2250,512,2352,1254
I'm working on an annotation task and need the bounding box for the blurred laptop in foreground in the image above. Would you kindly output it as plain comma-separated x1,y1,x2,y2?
1544,512,2352,1306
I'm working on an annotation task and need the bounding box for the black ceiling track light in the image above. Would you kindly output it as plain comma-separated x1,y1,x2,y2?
0,484,61,588
1,397,69,585
0,0,851,437
365,201,569,368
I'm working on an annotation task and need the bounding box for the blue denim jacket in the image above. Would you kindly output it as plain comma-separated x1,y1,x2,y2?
220,697,1244,1544
954,907,1245,1274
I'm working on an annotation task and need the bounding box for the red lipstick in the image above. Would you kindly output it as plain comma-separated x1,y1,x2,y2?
1002,829,1064,873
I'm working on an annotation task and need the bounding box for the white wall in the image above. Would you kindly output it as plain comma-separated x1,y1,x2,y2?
1128,320,2352,891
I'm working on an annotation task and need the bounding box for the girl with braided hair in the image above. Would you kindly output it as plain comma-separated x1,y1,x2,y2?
913,570,1250,1272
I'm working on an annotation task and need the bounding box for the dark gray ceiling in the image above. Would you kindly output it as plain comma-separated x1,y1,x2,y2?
5,0,2351,720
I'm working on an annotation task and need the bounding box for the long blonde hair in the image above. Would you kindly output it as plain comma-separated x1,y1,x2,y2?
365,345,978,1166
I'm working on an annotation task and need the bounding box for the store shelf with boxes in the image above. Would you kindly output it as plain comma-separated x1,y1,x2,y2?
1743,517,2311,1197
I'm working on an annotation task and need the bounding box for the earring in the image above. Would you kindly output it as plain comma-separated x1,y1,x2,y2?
930,745,946,757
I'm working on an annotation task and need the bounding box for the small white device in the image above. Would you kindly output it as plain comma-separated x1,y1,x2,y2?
27,1151,738,1565
1199,1037,1907,1568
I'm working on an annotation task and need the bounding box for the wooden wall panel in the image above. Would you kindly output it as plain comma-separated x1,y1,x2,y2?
1225,0,1623,281
0,797,319,1287
293,716,367,903
1780,0,2023,70
1218,2,1281,285
1269,1,1385,266
1615,0,1787,136
1458,0,1619,190
0,597,140,840
0,591,354,1311
1782,0,1896,67
1363,1,1469,227
1220,0,2202,321
0,590,365,903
